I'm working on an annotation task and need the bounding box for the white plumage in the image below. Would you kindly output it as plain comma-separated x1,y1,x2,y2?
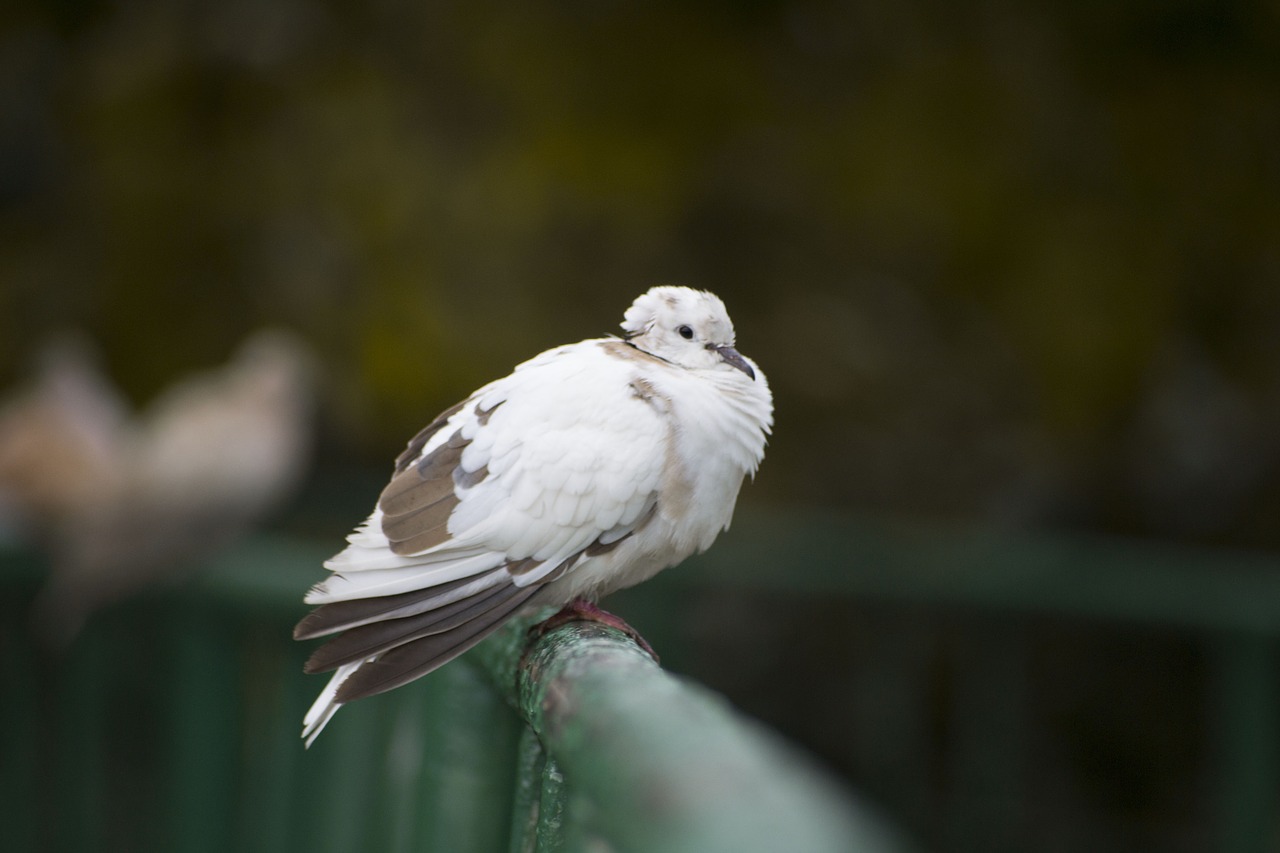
295,287,773,744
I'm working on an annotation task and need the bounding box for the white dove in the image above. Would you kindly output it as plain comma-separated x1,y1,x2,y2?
295,286,773,745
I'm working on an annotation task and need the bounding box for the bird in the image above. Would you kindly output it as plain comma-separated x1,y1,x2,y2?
120,329,317,527
25,329,317,646
294,286,773,745
0,334,129,534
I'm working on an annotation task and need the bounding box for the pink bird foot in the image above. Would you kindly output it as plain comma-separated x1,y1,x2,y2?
532,598,660,662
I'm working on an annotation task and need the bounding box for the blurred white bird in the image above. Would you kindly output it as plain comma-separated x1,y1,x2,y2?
124,329,317,524
0,335,129,533
19,329,318,646
295,286,773,744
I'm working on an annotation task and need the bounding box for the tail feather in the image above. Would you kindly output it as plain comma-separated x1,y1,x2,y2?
293,568,508,640
333,585,542,704
302,661,361,747
304,581,517,673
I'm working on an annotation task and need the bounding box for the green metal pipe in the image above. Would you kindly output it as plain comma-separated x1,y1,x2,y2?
475,614,907,853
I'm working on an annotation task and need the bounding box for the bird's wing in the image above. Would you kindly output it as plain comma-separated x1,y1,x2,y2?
295,342,670,738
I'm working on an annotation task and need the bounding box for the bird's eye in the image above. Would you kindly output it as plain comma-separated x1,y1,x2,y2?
677,325,694,340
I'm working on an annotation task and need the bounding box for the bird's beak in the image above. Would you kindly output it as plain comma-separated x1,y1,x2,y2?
713,345,756,380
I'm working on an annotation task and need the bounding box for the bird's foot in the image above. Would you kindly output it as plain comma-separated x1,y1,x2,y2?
531,598,659,662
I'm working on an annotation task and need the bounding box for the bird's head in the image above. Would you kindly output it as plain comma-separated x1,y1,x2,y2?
620,286,757,380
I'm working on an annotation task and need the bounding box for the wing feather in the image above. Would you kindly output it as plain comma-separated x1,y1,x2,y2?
297,340,676,742
305,551,505,603
332,584,544,703
304,581,519,673
293,566,511,640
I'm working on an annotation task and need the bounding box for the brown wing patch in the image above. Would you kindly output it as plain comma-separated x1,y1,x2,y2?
383,399,499,556
380,430,468,555
393,399,468,474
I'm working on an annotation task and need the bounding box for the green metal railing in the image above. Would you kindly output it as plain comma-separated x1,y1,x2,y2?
0,528,901,853
4,508,1280,851
651,509,1280,853
698,511,1280,853
477,614,898,852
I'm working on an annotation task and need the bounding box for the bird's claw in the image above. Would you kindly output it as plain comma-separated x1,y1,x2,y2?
530,598,660,662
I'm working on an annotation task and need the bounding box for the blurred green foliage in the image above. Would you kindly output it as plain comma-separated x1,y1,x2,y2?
1,0,1277,544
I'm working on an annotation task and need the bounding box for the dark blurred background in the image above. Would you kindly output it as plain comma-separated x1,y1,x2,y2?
1,0,1278,851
